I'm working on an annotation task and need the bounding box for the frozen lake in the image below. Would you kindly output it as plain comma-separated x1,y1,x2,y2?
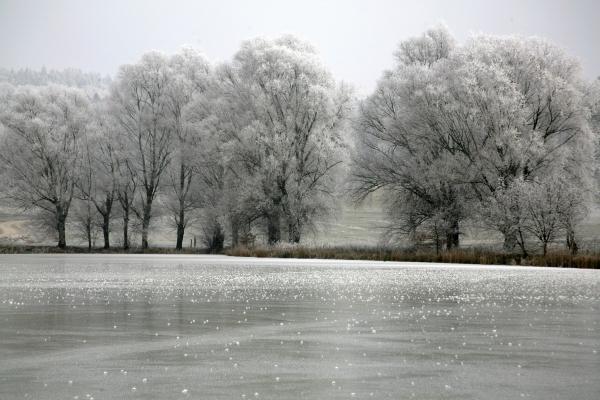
0,255,598,400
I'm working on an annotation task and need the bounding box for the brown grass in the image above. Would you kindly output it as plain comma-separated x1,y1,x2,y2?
2,244,599,269
527,252,600,269
225,245,600,269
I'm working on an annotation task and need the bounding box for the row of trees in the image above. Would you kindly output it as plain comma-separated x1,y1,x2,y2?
0,36,351,250
0,66,111,89
0,29,598,254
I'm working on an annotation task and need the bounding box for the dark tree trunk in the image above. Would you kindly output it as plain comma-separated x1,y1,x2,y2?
56,206,67,249
230,217,239,248
141,204,151,249
566,228,578,256
119,191,131,250
99,196,113,250
141,187,154,249
517,228,528,258
542,241,548,257
445,219,460,250
87,222,92,251
175,162,187,251
266,211,281,245
502,229,517,252
288,220,301,244
141,216,150,249
102,214,110,249
122,211,129,250
207,221,225,253
176,217,185,250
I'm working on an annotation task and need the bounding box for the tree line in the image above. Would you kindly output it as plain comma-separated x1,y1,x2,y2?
0,28,599,255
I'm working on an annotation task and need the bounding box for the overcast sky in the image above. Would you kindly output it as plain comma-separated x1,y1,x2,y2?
0,0,598,94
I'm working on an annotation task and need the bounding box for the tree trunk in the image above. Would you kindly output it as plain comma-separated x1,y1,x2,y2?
502,229,517,252
122,211,129,250
175,162,187,251
266,211,281,245
141,202,152,249
445,219,460,250
230,217,239,248
176,219,185,250
87,221,92,252
288,220,301,244
542,241,548,257
141,219,150,249
56,206,67,249
207,220,225,253
102,214,110,249
566,228,578,256
517,228,528,258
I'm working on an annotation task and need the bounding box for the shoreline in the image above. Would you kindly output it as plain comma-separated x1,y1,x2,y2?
0,244,599,269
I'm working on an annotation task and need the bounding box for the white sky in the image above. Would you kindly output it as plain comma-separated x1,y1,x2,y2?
0,0,598,94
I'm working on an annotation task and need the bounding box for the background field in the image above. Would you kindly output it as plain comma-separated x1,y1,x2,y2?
2,199,599,253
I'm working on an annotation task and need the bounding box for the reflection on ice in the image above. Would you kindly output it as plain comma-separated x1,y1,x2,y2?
0,254,598,399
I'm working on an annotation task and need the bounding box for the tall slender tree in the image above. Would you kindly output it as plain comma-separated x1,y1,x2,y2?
110,52,173,249
163,48,212,249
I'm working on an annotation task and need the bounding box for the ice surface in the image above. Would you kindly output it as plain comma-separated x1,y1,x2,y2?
0,254,598,399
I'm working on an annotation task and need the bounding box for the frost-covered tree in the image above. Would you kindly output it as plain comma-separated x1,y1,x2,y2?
352,26,466,249
521,176,582,256
0,67,110,88
462,36,595,250
112,148,137,249
479,178,529,256
395,25,455,67
73,150,99,251
217,36,351,244
0,85,90,248
592,77,600,127
196,152,227,252
93,108,119,249
589,78,600,208
110,52,174,249
162,48,213,249
353,27,595,252
75,103,118,249
184,75,258,247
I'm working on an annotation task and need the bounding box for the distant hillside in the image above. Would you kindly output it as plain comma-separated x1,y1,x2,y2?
0,67,110,88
